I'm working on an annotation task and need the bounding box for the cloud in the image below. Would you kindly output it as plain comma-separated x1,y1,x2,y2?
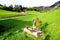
0,0,59,7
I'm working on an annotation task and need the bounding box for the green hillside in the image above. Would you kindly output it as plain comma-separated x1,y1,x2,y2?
0,9,60,40
0,9,20,18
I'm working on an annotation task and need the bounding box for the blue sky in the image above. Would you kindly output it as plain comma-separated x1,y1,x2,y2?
0,0,59,7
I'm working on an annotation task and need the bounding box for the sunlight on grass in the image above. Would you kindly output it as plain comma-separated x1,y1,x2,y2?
0,9,60,40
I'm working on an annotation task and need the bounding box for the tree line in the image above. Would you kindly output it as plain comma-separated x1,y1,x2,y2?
1,4,58,13
0,4,27,12
0,4,37,12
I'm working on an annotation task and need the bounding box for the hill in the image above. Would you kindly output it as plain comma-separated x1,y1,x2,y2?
33,1,60,12
0,9,60,40
50,1,60,8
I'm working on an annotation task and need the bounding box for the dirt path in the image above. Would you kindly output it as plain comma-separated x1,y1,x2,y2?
0,16,21,20
0,14,31,20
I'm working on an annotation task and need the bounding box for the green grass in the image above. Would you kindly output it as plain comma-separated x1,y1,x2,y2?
0,9,26,18
0,9,60,40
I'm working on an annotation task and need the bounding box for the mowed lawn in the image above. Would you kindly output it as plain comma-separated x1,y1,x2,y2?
0,9,60,40
0,9,24,18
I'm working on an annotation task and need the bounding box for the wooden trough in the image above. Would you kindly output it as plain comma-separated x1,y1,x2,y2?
24,17,42,37
24,27,42,37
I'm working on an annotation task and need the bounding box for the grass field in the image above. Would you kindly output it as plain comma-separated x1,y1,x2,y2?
0,9,20,18
0,9,60,40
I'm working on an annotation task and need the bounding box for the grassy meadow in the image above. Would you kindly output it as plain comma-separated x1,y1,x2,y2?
0,9,60,40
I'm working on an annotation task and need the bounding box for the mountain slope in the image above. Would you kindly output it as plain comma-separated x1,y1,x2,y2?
50,1,60,8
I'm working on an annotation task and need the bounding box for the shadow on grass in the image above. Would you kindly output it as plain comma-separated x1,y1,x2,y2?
41,22,48,33
0,19,32,35
44,34,50,40
0,19,32,40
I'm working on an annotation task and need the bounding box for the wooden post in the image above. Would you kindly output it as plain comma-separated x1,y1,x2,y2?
33,19,36,30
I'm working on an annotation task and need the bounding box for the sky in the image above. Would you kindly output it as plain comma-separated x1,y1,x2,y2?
0,0,59,7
